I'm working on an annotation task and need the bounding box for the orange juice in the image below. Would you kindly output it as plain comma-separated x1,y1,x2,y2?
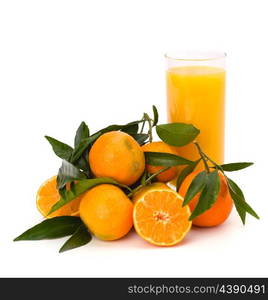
166,65,225,168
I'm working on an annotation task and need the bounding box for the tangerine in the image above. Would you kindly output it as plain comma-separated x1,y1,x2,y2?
179,171,233,227
141,141,178,182
133,186,191,246
89,131,145,185
79,184,133,240
36,176,82,218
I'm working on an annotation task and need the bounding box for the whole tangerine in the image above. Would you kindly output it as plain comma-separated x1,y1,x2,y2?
79,184,133,240
89,131,145,186
142,141,178,182
179,171,233,227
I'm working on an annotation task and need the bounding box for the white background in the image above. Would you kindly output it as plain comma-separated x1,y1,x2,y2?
1,0,268,277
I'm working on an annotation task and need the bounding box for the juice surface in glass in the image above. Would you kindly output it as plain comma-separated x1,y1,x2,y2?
166,65,226,168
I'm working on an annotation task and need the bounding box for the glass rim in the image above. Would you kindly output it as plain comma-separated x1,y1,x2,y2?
164,51,226,62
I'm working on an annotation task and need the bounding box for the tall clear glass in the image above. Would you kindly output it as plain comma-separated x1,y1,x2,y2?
165,51,226,169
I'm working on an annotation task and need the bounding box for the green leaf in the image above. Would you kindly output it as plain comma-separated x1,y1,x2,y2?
156,123,200,147
57,160,87,189
230,189,259,220
58,185,68,199
71,133,101,163
72,122,94,177
95,124,122,134
219,162,254,172
176,159,201,192
74,155,92,177
74,122,90,147
48,177,131,216
144,152,193,167
227,177,246,223
45,136,73,161
183,171,207,206
95,120,143,135
121,124,139,134
59,224,92,253
152,105,159,126
227,177,259,222
190,170,220,220
14,216,82,241
130,133,149,145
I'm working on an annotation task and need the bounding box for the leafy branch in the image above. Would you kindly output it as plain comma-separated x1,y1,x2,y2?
14,216,92,253
153,120,258,225
180,141,258,224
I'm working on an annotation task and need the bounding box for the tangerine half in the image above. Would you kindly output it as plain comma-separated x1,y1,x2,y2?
133,186,192,246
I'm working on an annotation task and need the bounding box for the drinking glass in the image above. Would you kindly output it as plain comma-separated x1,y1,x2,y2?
165,51,226,169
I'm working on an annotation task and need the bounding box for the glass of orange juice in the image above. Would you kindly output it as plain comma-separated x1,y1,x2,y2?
165,51,226,169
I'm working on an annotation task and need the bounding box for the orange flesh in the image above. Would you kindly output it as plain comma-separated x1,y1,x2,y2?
133,190,191,246
36,176,82,218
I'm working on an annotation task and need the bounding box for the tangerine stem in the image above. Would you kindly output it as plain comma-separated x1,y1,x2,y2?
202,152,224,173
193,142,210,173
128,166,170,198
140,119,146,133
144,166,170,184
143,113,153,143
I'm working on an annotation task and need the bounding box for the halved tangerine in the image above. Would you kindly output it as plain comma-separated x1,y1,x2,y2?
36,176,82,218
133,187,192,246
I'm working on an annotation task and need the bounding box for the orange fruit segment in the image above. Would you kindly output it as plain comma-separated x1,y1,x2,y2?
36,176,82,218
133,187,192,246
